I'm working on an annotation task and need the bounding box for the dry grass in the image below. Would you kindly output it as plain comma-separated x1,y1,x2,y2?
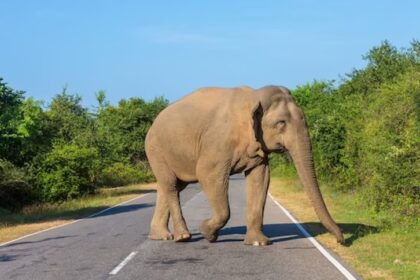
0,220,71,244
270,177,419,280
0,183,156,244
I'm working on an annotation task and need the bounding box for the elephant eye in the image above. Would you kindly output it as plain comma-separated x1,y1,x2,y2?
277,120,286,128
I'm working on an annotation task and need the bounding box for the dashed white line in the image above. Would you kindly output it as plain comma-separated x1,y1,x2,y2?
109,251,138,275
268,192,357,280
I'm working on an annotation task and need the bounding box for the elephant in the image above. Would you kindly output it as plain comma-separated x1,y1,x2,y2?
145,85,344,246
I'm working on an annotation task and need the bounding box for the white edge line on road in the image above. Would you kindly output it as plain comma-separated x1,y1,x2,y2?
0,193,149,247
268,192,357,280
109,251,138,275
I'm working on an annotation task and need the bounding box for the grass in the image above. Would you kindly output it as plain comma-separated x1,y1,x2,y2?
270,176,419,280
0,183,156,244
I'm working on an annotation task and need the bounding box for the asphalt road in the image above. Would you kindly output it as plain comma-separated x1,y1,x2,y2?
0,175,360,280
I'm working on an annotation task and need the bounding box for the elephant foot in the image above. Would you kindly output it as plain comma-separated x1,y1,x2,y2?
199,221,219,242
174,231,191,242
149,228,174,241
244,231,271,246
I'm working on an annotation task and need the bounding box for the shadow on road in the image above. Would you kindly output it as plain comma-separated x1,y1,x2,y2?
190,222,378,246
0,254,18,262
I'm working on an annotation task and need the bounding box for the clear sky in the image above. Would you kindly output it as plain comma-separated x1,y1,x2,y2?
1,0,419,107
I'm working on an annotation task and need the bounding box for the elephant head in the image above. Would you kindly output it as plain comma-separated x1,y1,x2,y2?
254,86,344,244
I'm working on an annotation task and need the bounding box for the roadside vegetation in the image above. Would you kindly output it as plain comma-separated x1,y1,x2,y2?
270,40,419,279
0,83,167,211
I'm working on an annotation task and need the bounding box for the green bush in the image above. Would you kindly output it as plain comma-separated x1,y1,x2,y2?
37,144,100,201
95,96,168,164
99,162,154,187
358,70,420,221
0,159,33,211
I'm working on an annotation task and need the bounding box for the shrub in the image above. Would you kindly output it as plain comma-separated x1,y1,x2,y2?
358,70,420,221
0,159,33,211
37,145,100,201
99,162,154,187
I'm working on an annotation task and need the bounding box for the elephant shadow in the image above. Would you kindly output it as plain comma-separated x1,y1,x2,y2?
191,222,378,246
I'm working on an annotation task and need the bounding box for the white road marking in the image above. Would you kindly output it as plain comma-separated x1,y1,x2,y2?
268,192,357,280
0,193,149,247
109,251,138,275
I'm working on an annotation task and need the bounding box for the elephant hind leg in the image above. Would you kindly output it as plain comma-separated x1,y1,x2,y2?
149,180,189,240
148,154,190,242
149,190,173,241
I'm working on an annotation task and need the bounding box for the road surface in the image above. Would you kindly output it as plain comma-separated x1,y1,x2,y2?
0,175,360,280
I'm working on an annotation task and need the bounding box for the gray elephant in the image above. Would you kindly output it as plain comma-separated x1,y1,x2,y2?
145,85,344,246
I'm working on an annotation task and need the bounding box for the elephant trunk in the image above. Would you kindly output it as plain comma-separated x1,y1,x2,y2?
289,130,344,244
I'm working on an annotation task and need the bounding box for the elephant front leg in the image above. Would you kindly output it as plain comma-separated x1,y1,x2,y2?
197,162,231,243
244,163,271,246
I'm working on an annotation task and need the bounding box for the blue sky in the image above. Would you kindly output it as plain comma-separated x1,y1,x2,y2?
1,1,419,107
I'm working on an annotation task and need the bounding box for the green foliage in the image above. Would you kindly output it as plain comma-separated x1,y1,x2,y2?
0,81,52,166
47,88,94,146
0,159,32,211
17,98,52,164
100,162,154,187
0,82,167,208
359,70,420,222
37,144,101,201
0,78,26,165
95,96,168,164
339,40,418,96
335,40,420,192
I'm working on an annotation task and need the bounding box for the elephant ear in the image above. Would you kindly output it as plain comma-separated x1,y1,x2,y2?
257,85,289,108
247,101,265,158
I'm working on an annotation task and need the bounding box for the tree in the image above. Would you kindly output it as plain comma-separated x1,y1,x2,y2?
0,78,25,165
96,96,168,164
17,98,52,164
46,88,94,146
